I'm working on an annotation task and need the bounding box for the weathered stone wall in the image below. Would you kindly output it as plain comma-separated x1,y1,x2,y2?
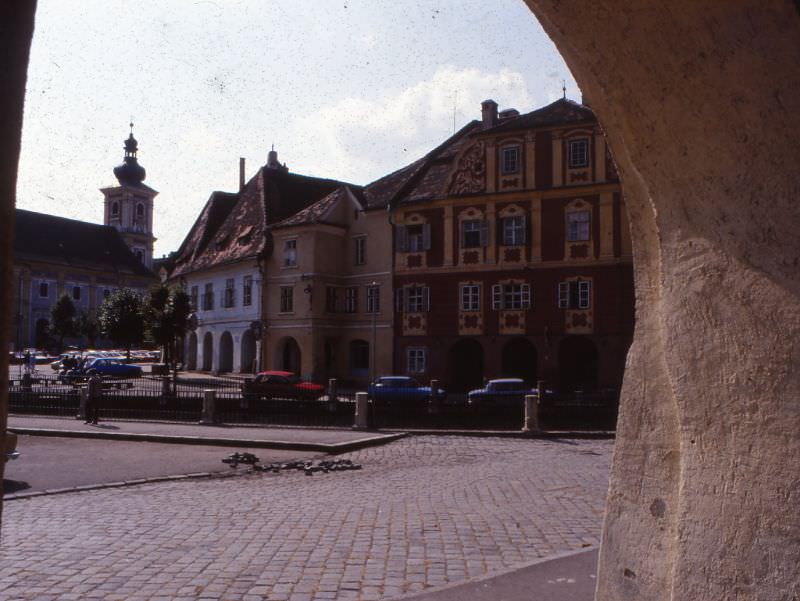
523,1,800,599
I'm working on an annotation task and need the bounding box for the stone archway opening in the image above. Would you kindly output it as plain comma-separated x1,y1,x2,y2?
557,335,598,392
501,337,538,384
240,329,256,374
218,331,233,373
446,338,484,393
201,332,213,372
276,337,301,374
186,331,198,371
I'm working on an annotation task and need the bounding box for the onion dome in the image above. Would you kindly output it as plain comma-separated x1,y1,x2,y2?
113,122,146,186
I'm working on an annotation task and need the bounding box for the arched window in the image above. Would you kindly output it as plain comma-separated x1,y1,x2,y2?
111,201,119,217
136,203,144,218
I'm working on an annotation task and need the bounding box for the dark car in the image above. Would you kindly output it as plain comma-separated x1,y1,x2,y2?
82,358,143,379
242,371,326,400
466,378,543,409
368,376,447,406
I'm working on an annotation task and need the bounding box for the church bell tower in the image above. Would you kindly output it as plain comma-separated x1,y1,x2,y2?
100,123,157,269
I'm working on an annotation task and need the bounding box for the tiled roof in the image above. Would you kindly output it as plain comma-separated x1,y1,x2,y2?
170,166,354,276
272,186,359,229
13,209,154,277
480,98,596,134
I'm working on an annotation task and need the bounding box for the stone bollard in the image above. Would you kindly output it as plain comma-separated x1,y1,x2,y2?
327,378,338,413
200,389,217,425
353,392,369,430
522,394,540,433
78,385,88,421
427,379,441,415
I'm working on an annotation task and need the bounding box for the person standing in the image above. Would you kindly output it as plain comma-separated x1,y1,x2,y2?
85,372,102,425
23,350,31,374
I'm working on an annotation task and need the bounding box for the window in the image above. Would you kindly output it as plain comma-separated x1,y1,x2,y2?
354,236,366,266
399,286,430,313
38,282,49,298
500,145,521,174
397,223,431,252
283,239,297,267
136,203,144,218
280,286,294,313
111,202,119,217
326,286,339,313
568,138,590,169
72,286,81,301
566,210,591,241
460,284,481,312
135,249,144,263
367,285,380,314
502,216,526,246
345,287,358,313
558,280,592,309
492,283,531,310
203,283,214,311
190,286,199,311
406,347,427,374
461,219,487,248
349,340,369,371
243,276,253,306
223,278,235,308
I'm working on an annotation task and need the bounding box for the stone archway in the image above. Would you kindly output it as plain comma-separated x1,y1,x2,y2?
218,331,233,373
501,337,538,384
276,337,301,374
2,2,799,598
446,339,484,393
240,329,256,374
186,332,197,371
201,332,213,372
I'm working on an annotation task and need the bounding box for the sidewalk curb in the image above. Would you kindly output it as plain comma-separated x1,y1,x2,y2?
7,426,407,454
384,428,615,440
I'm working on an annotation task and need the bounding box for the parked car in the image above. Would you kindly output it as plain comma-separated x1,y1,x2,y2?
368,376,447,406
82,358,143,379
241,371,326,400
466,378,545,409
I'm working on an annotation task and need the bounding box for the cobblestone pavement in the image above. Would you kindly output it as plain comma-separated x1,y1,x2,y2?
0,436,612,600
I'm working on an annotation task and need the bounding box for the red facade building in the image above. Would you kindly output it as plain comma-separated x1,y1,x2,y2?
383,98,633,393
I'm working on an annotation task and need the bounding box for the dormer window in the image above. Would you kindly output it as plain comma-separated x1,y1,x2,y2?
568,138,590,169
500,145,521,174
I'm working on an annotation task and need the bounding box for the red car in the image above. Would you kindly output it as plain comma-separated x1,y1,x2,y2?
241,371,326,400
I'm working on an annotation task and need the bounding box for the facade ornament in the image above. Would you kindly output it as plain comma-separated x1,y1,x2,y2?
448,141,486,195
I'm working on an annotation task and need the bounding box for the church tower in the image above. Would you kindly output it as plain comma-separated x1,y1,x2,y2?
100,124,157,269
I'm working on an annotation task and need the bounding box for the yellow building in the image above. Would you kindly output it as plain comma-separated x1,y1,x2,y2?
263,187,393,386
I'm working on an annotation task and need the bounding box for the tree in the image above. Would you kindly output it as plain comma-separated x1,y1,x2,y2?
144,284,192,371
50,294,77,352
77,310,100,349
98,288,145,360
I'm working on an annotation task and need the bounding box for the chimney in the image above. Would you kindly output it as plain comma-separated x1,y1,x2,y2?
481,99,498,129
239,157,246,191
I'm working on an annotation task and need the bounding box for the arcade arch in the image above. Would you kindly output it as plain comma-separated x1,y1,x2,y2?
218,332,233,373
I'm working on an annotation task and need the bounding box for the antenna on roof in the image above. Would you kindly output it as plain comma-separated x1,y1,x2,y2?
562,80,567,99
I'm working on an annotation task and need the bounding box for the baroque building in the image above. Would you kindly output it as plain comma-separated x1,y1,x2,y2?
386,98,634,393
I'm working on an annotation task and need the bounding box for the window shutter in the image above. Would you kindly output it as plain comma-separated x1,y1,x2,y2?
558,282,570,309
422,224,432,250
423,286,431,312
492,284,502,310
578,280,591,309
396,225,408,252
522,284,531,308
520,216,527,244
480,220,489,247
396,288,405,313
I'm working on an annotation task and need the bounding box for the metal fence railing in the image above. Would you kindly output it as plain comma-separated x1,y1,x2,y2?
8,374,618,431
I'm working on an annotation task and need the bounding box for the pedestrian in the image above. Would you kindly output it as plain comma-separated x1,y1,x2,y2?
85,372,102,425
23,350,31,374
28,350,37,374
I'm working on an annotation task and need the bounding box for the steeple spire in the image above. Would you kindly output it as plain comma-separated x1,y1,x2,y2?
114,123,146,186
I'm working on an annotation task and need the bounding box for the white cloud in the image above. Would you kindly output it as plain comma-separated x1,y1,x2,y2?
289,66,534,184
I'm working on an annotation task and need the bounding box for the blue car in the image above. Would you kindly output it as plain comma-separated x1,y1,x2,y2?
368,376,447,406
83,358,143,379
467,378,544,409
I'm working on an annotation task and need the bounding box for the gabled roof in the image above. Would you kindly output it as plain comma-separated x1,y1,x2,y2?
170,164,355,277
480,98,596,134
13,209,154,277
272,186,362,229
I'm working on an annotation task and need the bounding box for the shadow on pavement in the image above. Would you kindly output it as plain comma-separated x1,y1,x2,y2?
3,479,31,495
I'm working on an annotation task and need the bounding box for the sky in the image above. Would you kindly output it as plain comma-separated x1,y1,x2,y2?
16,0,579,257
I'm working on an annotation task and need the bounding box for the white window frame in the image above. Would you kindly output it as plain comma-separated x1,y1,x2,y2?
491,283,531,310
397,224,431,253
345,286,358,313
460,284,480,312
403,286,430,313
578,280,591,309
566,210,591,242
461,219,487,248
279,286,294,313
558,280,592,309
354,236,366,266
366,285,381,314
558,282,570,309
500,145,521,174
406,347,427,374
502,216,526,246
283,239,297,267
568,138,590,169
